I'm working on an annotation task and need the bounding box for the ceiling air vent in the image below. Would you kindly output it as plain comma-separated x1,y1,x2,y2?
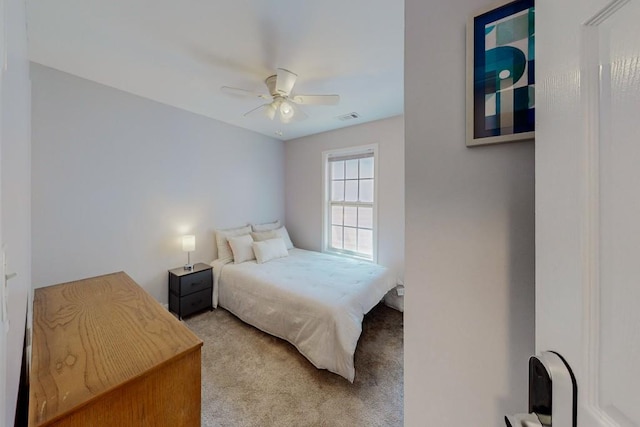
337,112,360,121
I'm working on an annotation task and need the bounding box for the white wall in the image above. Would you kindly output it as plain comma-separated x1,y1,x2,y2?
284,116,404,284
404,0,535,425
1,0,31,424
31,64,284,304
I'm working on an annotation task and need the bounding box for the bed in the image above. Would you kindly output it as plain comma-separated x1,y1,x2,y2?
211,247,395,382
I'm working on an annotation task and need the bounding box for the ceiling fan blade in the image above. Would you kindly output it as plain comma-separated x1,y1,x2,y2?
221,86,270,100
243,103,276,120
275,68,298,96
291,94,340,105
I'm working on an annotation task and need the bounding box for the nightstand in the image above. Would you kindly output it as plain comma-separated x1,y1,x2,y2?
168,263,213,319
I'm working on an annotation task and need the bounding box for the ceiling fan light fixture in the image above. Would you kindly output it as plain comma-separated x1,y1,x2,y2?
279,100,294,120
265,103,277,120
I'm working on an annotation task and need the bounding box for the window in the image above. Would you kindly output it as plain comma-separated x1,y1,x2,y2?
323,145,377,260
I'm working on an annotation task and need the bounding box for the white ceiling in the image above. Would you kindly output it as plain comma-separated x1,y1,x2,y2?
26,0,404,141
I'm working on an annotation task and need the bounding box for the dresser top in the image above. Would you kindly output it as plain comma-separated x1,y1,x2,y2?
29,271,202,425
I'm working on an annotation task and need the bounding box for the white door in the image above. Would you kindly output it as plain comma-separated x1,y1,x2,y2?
537,0,640,425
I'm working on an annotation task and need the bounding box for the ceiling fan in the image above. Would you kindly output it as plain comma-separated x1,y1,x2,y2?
221,68,340,124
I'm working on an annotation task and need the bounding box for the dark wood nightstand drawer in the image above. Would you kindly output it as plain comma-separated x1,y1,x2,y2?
179,288,212,318
169,269,212,296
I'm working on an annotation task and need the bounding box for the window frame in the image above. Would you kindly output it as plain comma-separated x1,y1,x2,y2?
322,144,379,262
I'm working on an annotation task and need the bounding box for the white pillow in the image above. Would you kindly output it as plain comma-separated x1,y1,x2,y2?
228,234,256,264
252,238,289,264
274,226,294,250
251,220,281,232
215,225,252,262
250,230,278,242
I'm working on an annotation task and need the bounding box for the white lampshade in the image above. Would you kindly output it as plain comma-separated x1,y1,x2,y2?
279,100,294,120
182,235,195,252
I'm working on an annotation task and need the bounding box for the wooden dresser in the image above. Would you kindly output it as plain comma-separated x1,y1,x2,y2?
28,272,203,426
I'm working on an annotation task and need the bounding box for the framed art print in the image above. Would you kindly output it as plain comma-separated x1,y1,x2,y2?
466,0,535,147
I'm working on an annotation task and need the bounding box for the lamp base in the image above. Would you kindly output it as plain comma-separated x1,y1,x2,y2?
184,264,193,271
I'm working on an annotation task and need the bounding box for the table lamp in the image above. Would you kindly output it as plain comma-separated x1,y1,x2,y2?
182,235,195,270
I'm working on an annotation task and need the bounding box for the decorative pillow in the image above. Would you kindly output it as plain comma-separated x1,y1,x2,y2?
274,226,294,250
228,234,256,264
251,220,281,232
252,238,289,264
250,230,278,242
215,225,252,262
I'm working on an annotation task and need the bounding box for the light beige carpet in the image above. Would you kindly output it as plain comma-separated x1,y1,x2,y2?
185,303,403,427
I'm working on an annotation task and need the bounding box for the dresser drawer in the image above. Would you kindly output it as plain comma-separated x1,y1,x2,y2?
179,288,212,317
172,269,212,296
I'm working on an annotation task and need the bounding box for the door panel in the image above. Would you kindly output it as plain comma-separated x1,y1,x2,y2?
537,0,640,425
597,1,640,424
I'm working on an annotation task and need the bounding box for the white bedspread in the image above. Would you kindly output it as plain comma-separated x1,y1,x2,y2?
211,248,395,382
